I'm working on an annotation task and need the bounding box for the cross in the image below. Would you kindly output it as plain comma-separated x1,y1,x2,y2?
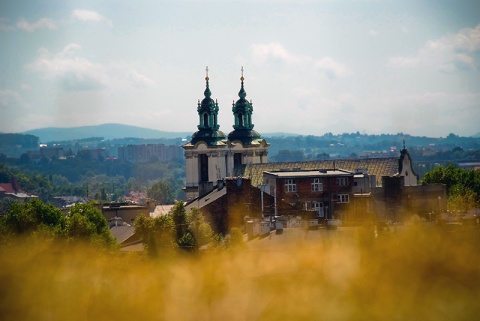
205,66,209,78
241,66,244,77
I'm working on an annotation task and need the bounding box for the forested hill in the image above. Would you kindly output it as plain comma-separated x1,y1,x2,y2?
22,123,191,142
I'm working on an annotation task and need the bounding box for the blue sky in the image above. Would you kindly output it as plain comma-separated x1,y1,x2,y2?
1,0,479,137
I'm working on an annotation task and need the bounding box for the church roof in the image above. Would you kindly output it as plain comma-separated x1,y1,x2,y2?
234,157,401,187
185,130,227,147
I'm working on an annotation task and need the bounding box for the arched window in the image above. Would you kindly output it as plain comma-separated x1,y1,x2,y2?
203,113,209,127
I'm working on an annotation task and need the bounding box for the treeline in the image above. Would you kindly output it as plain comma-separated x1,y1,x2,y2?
0,198,243,255
266,132,480,160
0,155,186,203
421,164,480,212
0,199,116,248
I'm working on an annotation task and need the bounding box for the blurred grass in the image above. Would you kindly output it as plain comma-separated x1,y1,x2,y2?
1,225,480,320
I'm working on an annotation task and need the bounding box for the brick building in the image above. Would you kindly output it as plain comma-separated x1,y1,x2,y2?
262,169,354,220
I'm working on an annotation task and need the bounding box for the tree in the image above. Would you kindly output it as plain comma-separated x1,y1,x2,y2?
147,180,174,204
134,214,175,257
422,164,480,211
66,203,116,247
0,199,65,242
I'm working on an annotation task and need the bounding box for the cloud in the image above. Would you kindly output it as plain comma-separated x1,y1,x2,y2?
251,42,352,79
315,57,353,79
16,18,57,32
26,44,154,91
0,89,26,109
388,24,480,72
72,9,112,26
369,30,379,36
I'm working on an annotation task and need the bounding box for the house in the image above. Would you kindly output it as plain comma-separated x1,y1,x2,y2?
185,177,275,234
262,169,355,221
100,202,153,225
0,180,38,203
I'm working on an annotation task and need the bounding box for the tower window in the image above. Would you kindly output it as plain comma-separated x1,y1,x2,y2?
234,153,242,166
199,154,209,182
203,113,209,127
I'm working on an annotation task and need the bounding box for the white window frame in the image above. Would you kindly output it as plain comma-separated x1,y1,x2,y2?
285,179,296,192
336,177,348,186
311,178,323,192
338,194,350,203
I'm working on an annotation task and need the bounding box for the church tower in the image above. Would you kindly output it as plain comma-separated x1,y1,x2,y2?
227,67,270,169
183,67,269,202
183,68,228,201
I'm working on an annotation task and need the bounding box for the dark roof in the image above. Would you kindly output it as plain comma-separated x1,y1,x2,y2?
235,158,400,187
110,225,136,244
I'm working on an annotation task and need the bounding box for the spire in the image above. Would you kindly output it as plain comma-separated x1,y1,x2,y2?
189,67,226,146
232,66,253,130
204,66,211,98
196,66,220,131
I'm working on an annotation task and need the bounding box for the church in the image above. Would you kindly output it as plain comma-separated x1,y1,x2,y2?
182,69,444,230
182,68,270,201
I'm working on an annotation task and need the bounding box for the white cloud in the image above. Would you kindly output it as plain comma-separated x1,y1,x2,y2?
72,9,112,26
369,30,379,36
315,57,353,79
251,42,352,79
251,42,304,64
388,24,480,72
26,44,154,91
16,18,57,32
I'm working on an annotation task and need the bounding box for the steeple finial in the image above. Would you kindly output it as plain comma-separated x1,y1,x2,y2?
240,66,244,81
205,66,209,81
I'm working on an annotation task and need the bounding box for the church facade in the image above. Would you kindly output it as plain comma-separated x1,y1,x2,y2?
182,69,270,201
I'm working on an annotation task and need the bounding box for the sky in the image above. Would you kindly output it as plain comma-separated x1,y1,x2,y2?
1,0,480,138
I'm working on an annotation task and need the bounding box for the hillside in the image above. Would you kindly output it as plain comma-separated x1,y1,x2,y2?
23,123,191,142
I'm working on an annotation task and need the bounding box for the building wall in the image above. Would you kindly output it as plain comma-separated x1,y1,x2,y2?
263,172,354,220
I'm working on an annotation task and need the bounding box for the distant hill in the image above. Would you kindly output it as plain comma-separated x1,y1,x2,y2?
473,132,480,138
23,123,191,143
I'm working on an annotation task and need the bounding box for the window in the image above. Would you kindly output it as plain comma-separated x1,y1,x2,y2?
338,194,349,203
285,179,296,192
336,177,348,186
311,178,323,192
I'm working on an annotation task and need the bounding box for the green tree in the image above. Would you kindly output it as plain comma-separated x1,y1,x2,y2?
0,199,65,242
422,164,480,211
147,180,174,204
134,214,175,257
66,203,116,247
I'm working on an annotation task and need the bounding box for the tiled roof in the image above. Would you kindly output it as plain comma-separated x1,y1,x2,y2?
110,225,136,244
0,183,16,193
235,158,400,187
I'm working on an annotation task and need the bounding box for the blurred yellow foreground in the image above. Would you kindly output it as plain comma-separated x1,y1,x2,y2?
1,225,479,320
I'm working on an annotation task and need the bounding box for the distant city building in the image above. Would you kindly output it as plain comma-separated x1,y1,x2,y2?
118,143,183,163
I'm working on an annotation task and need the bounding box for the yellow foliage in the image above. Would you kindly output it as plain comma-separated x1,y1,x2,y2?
1,225,480,320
